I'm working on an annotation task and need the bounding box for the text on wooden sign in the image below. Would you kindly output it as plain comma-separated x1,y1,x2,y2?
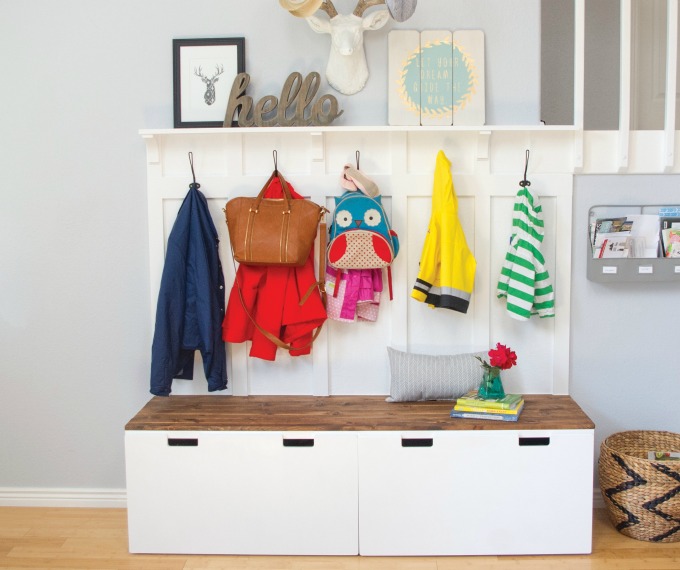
223,72,344,127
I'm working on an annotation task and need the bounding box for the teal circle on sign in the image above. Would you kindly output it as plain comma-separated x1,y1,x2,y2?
401,41,476,117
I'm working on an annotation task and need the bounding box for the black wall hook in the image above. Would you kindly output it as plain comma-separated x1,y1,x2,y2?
188,152,200,189
355,150,360,170
519,149,531,187
273,149,278,174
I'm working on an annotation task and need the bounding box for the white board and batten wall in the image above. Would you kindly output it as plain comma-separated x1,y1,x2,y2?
142,127,573,398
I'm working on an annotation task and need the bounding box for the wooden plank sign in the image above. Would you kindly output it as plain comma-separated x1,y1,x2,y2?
388,30,486,126
388,30,420,126
453,30,485,126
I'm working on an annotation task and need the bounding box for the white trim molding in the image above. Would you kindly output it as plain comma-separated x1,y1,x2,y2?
0,487,127,508
0,486,606,512
593,487,605,510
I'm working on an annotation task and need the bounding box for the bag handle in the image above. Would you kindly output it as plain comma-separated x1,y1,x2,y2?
251,169,295,213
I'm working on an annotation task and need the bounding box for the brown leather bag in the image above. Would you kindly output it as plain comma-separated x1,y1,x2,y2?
224,170,325,267
224,169,328,352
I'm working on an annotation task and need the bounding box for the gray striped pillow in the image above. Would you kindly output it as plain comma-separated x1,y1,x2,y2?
386,347,486,402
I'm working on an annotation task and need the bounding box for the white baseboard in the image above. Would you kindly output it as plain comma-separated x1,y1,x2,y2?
0,487,604,511
593,487,604,509
0,487,127,508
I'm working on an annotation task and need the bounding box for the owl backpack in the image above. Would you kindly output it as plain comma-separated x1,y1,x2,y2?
327,165,399,299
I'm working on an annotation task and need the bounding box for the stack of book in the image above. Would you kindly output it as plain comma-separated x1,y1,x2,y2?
450,390,524,422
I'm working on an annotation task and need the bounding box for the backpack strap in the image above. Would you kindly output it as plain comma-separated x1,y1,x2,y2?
328,267,343,298
387,266,394,301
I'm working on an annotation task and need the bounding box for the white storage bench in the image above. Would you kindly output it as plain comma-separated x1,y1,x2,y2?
125,395,595,556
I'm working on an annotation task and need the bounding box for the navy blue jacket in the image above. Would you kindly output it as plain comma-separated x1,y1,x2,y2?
150,184,227,396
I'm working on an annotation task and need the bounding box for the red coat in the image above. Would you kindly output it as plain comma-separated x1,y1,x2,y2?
222,177,327,360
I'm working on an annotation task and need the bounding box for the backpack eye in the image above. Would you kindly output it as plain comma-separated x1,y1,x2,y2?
363,208,381,227
335,210,353,228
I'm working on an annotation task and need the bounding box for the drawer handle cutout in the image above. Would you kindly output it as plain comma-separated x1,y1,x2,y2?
168,438,198,447
519,437,550,447
283,439,315,447
401,438,433,447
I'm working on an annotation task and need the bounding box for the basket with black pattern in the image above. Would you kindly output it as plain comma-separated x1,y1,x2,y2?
599,430,680,542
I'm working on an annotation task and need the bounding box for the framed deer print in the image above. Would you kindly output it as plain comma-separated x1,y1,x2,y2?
173,37,245,128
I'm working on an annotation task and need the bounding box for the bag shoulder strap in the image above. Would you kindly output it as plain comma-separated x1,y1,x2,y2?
230,217,327,353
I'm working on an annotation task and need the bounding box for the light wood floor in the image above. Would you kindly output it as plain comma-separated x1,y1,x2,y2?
1,507,679,569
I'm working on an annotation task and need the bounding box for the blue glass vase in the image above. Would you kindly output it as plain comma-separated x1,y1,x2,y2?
479,369,505,400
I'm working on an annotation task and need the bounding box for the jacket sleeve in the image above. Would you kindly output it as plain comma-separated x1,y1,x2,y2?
150,230,191,396
411,222,440,303
193,193,228,392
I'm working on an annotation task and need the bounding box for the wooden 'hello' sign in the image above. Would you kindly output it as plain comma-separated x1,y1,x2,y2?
223,72,343,127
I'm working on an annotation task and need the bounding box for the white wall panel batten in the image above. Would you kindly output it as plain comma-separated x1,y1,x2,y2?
549,175,574,395
143,135,166,328
619,0,632,172
312,312,330,395
665,0,679,170
389,131,409,352
469,174,491,350
476,131,492,172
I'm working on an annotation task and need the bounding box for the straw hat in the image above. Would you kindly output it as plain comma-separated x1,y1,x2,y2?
279,0,323,18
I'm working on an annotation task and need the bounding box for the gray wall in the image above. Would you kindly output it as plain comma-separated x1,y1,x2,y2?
1,0,678,495
0,0,538,490
571,175,680,457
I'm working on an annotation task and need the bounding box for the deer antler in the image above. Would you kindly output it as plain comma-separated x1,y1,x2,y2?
318,0,338,18
353,0,386,17
211,65,224,80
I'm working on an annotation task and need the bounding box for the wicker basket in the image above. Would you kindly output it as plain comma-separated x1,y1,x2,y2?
599,430,680,542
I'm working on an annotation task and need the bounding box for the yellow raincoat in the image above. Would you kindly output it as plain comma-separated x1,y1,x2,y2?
411,151,476,313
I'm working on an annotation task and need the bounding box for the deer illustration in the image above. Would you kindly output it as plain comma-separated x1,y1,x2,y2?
281,0,417,96
194,65,224,106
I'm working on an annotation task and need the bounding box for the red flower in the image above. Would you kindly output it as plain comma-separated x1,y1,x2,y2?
488,343,517,370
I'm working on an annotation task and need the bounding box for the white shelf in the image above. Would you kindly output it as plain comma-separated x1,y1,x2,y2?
139,124,578,137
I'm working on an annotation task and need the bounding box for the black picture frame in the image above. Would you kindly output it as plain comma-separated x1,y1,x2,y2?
173,37,245,128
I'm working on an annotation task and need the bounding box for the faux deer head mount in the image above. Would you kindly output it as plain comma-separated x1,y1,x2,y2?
280,0,417,95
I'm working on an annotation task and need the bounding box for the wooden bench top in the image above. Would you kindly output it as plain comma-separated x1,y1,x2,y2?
125,395,594,432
